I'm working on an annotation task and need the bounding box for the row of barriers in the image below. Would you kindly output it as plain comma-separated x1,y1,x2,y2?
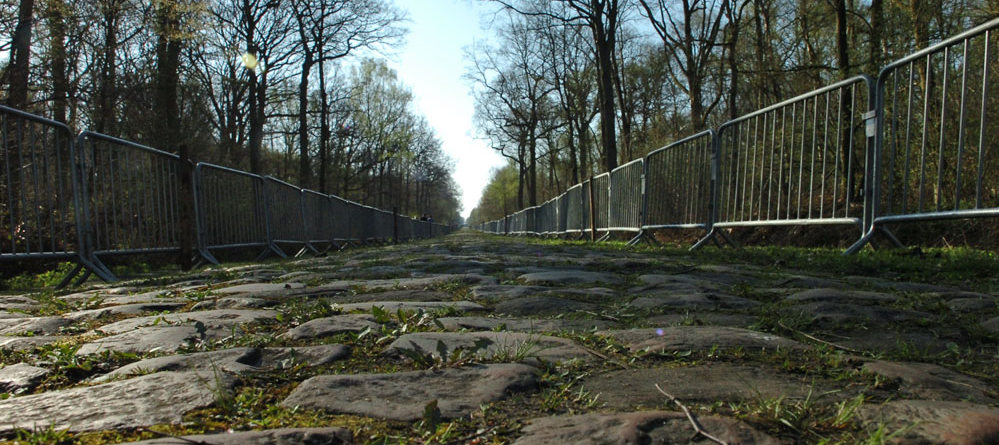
477,17,999,253
1,106,453,287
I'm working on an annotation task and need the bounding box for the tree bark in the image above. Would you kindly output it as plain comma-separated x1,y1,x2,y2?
46,0,68,123
6,0,35,109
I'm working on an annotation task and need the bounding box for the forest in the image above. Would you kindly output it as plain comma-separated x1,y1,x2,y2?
466,0,999,226
0,0,462,225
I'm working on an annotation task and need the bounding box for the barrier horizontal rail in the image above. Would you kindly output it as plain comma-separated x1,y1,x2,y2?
194,163,269,265
848,16,999,253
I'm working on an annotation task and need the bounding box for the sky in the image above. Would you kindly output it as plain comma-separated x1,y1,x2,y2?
386,0,506,219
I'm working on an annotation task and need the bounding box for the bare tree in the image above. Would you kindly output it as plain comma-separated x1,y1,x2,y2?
639,0,728,131
290,0,405,189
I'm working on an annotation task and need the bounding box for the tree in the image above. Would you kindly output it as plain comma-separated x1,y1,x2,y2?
4,0,34,109
290,0,404,189
638,0,729,131
492,0,623,172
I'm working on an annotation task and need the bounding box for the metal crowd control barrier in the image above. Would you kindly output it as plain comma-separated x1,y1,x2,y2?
329,195,353,245
194,163,269,264
556,193,569,232
76,131,188,273
592,173,610,238
641,131,715,243
848,17,999,253
608,159,644,241
564,184,585,235
699,76,875,248
262,176,311,257
537,198,558,235
0,105,110,286
303,190,334,252
580,179,593,237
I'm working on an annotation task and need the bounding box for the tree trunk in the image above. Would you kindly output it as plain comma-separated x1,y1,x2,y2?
6,0,35,109
867,0,883,76
298,56,313,189
835,0,850,79
46,0,68,123
318,60,331,194
595,28,618,172
154,0,191,269
96,1,118,134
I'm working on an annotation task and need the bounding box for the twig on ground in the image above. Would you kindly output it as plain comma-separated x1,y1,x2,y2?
580,310,620,322
655,383,729,445
777,321,863,354
582,345,631,369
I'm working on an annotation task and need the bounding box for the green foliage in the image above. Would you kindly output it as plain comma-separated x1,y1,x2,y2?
2,263,78,291
13,423,73,445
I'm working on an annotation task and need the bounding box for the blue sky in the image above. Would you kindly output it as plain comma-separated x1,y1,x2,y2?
387,0,506,218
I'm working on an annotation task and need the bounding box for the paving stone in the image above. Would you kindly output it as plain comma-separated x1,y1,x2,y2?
584,365,822,410
386,331,592,364
0,335,61,350
282,363,538,421
98,347,259,380
214,282,306,297
518,270,622,285
857,399,999,444
628,292,760,311
62,302,188,321
644,313,759,329
0,311,27,320
0,316,74,335
437,316,614,333
78,325,202,355
775,275,849,289
494,296,597,315
98,345,349,381
334,289,454,303
258,344,350,369
472,285,616,302
0,363,49,393
862,360,996,403
337,301,487,314
784,287,898,304
636,274,720,292
94,309,279,335
295,274,499,295
0,371,235,433
601,326,806,353
831,329,954,355
97,292,187,306
0,295,39,311
513,411,780,445
787,302,931,327
191,297,279,310
281,314,381,340
123,427,353,445
946,294,999,313
843,276,958,293
983,316,999,334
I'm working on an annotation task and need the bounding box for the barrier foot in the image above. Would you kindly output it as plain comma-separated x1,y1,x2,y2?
255,247,273,262
268,243,288,259
74,268,94,287
597,233,611,242
626,232,645,246
198,247,222,266
56,263,85,290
